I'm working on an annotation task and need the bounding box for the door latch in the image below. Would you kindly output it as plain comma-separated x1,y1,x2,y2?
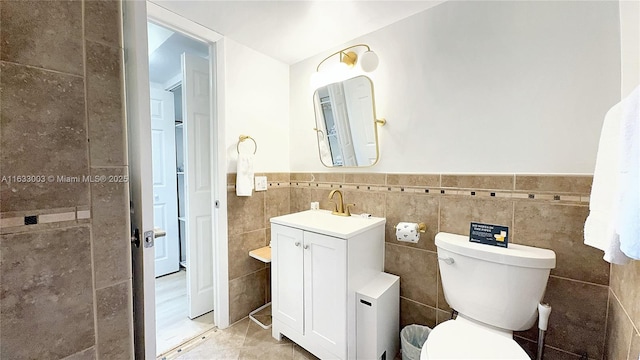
144,230,154,248
131,228,140,248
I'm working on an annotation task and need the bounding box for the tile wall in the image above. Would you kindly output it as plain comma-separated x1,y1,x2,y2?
607,261,640,360
227,173,291,324
227,172,623,359
288,173,607,359
0,1,133,359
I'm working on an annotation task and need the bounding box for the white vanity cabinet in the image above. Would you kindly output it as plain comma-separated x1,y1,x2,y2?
270,210,385,360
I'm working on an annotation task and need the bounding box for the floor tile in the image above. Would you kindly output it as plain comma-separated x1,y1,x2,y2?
238,344,293,360
243,321,291,348
163,316,317,360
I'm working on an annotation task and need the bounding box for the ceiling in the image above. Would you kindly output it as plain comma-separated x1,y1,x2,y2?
150,0,445,65
148,22,209,84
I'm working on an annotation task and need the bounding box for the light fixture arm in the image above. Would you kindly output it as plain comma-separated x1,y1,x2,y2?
316,44,372,72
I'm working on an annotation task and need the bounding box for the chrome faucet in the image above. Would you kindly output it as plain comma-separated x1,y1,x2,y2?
328,189,355,216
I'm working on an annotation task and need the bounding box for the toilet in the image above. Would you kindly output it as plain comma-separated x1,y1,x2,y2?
420,232,556,359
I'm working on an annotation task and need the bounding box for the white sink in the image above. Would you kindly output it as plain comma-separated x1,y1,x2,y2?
270,210,386,239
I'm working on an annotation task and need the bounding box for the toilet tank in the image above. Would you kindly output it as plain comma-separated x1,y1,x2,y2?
435,232,556,331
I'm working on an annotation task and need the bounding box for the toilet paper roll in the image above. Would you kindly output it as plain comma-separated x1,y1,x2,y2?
396,222,420,243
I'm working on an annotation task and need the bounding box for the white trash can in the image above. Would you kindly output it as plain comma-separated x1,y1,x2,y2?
400,324,431,360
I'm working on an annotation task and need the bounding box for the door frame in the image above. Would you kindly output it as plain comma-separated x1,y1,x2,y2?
125,1,230,357
145,1,229,328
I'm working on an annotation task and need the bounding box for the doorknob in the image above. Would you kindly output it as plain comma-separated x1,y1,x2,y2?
294,242,300,247
154,228,166,238
304,244,309,250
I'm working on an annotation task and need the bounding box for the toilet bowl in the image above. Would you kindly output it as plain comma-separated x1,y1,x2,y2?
419,232,556,359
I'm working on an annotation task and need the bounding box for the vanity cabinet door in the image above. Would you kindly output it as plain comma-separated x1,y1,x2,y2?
271,224,304,334
303,231,347,359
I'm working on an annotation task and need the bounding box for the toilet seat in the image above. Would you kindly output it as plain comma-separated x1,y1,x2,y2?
420,319,530,359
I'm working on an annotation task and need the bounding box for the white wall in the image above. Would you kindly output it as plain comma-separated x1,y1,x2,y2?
290,1,621,174
223,38,290,173
620,0,639,97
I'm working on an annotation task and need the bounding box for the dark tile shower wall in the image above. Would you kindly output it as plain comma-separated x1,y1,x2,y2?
0,1,133,359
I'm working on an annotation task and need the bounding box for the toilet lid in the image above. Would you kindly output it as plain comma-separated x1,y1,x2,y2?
421,320,530,359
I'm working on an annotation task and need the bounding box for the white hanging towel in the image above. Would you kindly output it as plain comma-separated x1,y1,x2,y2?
584,100,630,264
617,86,640,260
584,86,640,263
236,153,254,197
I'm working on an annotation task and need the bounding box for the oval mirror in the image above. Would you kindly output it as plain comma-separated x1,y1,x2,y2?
312,75,380,167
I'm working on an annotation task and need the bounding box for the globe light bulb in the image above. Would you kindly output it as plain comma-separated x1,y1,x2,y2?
360,50,379,72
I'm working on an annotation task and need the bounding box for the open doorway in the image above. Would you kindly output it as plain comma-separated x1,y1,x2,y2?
147,21,215,355
125,2,229,357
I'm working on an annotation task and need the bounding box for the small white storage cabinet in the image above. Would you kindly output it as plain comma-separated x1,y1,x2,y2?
270,210,385,359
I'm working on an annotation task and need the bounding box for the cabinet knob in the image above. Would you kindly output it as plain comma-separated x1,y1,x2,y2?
295,242,300,247
304,245,309,250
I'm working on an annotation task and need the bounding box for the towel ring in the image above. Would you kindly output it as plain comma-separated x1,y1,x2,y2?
237,135,257,155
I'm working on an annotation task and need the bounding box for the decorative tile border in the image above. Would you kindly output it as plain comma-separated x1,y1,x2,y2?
0,206,92,230
226,175,589,205
39,211,76,224
289,182,589,204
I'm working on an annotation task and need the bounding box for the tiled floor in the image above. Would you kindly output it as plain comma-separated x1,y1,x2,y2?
160,317,320,360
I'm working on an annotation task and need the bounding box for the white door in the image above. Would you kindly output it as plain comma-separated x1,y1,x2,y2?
123,1,156,358
303,232,347,359
182,53,214,319
327,83,357,166
343,76,377,164
271,225,304,334
150,86,180,277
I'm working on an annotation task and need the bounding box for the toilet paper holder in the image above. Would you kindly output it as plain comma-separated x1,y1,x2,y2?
393,222,427,233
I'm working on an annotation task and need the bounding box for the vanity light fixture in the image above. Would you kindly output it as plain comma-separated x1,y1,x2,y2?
315,44,379,73
310,44,379,90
